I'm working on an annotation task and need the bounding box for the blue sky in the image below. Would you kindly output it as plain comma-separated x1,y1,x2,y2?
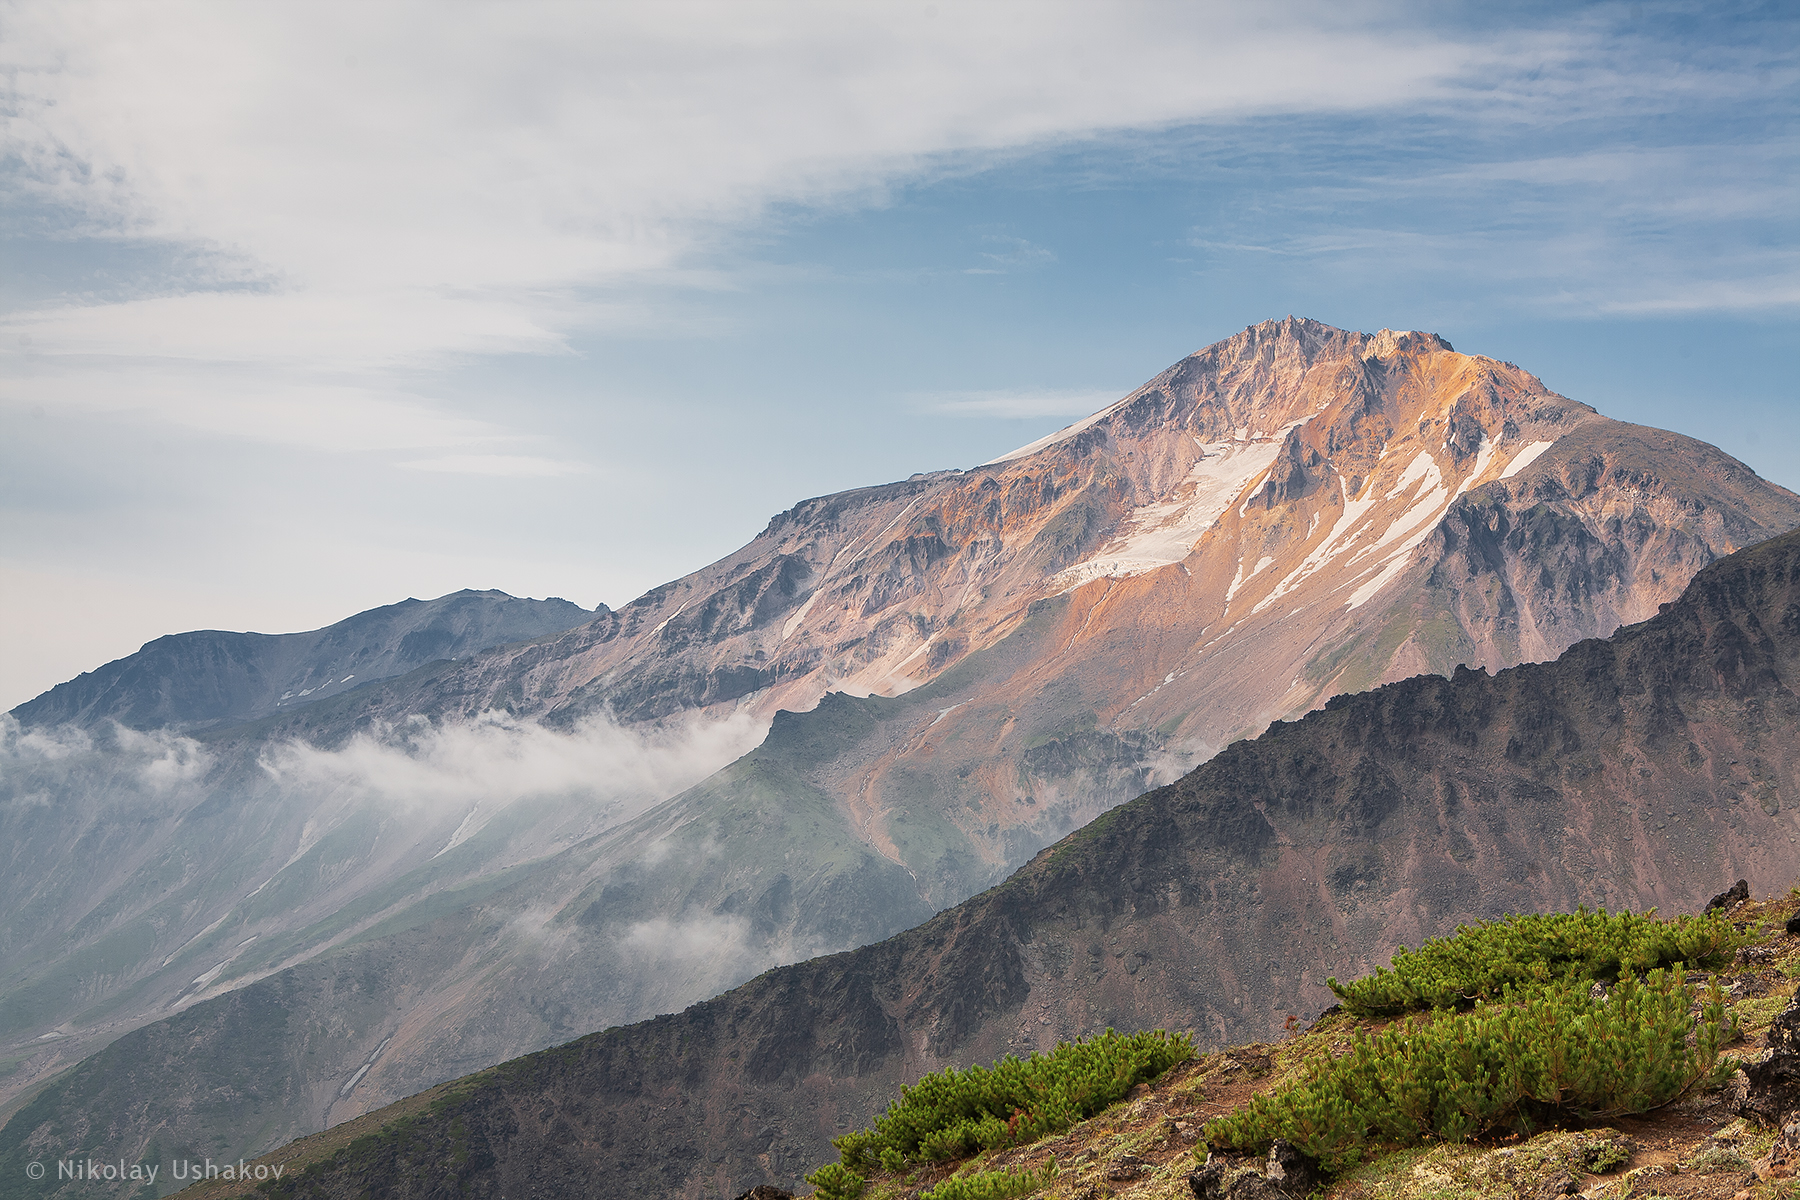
1,0,1796,708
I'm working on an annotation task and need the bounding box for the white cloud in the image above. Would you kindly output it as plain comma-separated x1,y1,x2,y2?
258,708,766,817
0,1,1477,447
970,235,1058,274
1179,135,1800,316
0,716,213,811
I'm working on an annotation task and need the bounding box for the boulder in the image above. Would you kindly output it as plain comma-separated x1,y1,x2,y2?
1743,998,1800,1125
1706,880,1750,913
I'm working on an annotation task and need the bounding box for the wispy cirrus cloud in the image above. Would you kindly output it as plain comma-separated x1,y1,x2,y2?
0,1,1483,456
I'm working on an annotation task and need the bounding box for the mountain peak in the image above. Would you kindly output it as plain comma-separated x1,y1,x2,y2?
1360,326,1453,359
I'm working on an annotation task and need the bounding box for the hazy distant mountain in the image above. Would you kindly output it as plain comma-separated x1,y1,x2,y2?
9,590,592,732
17,512,1797,1200
5,320,1799,1192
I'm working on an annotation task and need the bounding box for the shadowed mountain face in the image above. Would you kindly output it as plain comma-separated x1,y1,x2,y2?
16,521,1794,1200
9,590,592,733
4,321,1800,1196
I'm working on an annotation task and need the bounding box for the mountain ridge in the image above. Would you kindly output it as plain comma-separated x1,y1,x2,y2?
9,590,593,733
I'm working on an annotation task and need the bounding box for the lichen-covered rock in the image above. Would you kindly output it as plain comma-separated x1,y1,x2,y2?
1188,1141,1320,1199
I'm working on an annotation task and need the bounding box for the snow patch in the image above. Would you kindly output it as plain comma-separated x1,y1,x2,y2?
1050,421,1307,592
433,803,487,859
1254,475,1385,613
1386,450,1440,500
1225,555,1276,603
1499,439,1557,479
1344,436,1498,610
650,600,688,635
1352,479,1447,566
1452,436,1499,501
780,589,823,642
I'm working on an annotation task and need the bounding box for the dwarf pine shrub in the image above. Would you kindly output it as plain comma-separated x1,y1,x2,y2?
1326,908,1736,1016
921,1160,1058,1200
1206,968,1731,1172
813,1029,1189,1182
805,1161,867,1200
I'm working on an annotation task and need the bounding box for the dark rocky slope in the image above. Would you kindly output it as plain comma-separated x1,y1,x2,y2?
9,590,590,732
26,525,1792,1200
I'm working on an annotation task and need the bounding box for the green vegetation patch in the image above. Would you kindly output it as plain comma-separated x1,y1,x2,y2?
920,1161,1058,1200
1206,968,1732,1172
806,1029,1190,1198
1326,908,1737,1016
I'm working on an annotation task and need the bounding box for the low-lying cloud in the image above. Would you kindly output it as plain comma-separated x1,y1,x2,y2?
259,708,762,811
0,706,769,1041
0,715,214,810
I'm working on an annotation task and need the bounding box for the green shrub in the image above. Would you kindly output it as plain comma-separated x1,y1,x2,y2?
1580,1138,1631,1173
1326,908,1736,1016
921,1160,1057,1200
804,1160,867,1200
1206,968,1731,1172
827,1029,1191,1173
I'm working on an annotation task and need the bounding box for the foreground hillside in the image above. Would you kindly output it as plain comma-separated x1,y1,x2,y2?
787,886,1800,1200
15,523,1791,1200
